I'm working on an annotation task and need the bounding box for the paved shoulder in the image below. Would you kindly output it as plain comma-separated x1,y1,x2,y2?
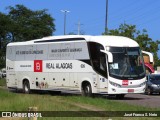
116,94,160,108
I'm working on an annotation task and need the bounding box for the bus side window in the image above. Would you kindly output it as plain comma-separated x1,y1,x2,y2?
7,46,15,61
88,42,107,78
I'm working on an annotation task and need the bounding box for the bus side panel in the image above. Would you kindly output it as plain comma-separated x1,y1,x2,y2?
69,73,78,90
6,46,16,88
97,75,108,93
6,70,16,88
33,72,49,90
77,73,96,93
15,71,33,89
77,73,109,94
48,72,60,88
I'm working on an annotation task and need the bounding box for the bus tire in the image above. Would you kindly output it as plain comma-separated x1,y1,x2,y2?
82,82,92,97
116,94,125,99
23,80,30,94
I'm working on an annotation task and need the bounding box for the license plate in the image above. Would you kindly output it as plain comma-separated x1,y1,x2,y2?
128,89,134,93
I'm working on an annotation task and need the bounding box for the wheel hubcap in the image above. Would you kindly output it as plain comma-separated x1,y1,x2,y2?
25,85,28,92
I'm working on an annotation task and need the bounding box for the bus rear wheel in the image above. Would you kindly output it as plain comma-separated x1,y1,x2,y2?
82,83,92,97
23,80,30,94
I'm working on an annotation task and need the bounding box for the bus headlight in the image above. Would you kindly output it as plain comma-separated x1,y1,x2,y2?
139,82,146,87
109,81,121,88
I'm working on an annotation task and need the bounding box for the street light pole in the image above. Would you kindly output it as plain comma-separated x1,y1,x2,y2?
105,0,108,34
61,10,70,35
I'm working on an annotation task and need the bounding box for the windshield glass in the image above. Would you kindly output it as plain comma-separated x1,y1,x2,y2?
108,47,145,80
149,75,160,84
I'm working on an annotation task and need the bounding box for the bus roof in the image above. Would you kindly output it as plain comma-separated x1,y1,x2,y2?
7,35,139,47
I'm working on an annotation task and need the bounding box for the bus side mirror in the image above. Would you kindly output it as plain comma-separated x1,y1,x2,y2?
100,50,113,63
142,51,154,63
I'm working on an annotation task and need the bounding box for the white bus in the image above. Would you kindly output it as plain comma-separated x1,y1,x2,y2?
6,35,148,99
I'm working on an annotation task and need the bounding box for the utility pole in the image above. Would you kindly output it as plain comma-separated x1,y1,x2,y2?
76,21,83,35
61,10,70,35
105,0,108,34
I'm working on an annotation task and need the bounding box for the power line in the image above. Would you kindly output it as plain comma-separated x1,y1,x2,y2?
109,0,157,22
109,0,140,19
77,0,160,35
108,1,160,28
83,0,145,33
137,14,160,27
124,4,160,24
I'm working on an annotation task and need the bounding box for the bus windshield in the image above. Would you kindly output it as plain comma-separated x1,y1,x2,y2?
108,47,145,80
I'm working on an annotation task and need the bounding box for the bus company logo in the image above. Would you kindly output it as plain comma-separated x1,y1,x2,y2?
122,80,128,86
34,60,42,72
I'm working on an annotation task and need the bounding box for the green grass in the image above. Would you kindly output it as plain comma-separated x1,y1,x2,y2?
0,89,159,120
0,78,6,86
0,78,159,120
64,96,159,111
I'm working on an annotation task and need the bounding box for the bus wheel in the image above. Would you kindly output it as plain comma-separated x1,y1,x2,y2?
116,94,125,99
23,80,30,94
82,83,92,97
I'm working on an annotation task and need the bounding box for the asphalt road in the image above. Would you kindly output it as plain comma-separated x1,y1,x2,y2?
107,93,160,108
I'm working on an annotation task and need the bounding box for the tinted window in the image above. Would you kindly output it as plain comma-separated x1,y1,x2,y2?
88,42,107,78
149,75,160,84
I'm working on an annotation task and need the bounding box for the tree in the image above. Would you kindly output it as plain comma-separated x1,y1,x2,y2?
0,12,12,68
0,4,56,69
102,23,160,67
7,4,55,42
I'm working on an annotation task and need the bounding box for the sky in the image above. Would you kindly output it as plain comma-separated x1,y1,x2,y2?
0,0,160,57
